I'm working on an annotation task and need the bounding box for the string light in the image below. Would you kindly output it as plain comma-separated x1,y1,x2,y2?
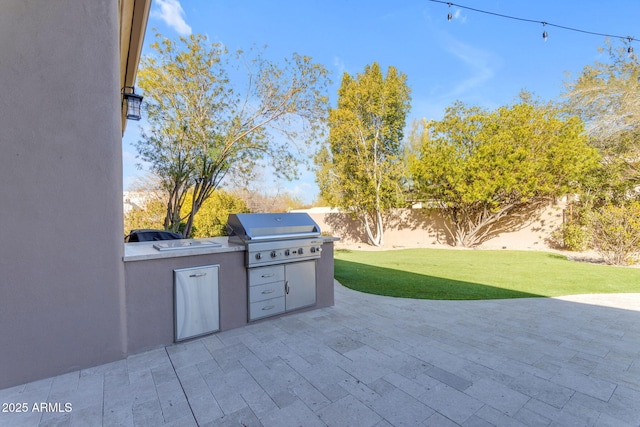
431,0,637,46
447,2,452,21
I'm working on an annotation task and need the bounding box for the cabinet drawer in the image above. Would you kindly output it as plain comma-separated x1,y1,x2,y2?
249,296,285,321
249,265,284,286
249,281,285,303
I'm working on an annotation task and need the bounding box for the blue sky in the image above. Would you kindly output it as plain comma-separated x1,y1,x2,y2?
123,0,640,203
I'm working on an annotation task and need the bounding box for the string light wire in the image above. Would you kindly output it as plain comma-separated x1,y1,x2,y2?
430,0,637,44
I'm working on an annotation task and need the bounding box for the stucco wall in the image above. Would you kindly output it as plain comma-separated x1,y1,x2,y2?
124,251,248,354
123,241,335,355
0,1,125,388
307,204,565,250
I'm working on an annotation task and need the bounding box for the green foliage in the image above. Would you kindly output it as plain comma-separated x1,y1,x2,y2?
408,97,600,247
561,42,640,264
125,189,249,238
563,40,640,202
180,190,249,238
315,62,411,246
547,202,591,251
588,201,640,265
137,33,330,237
124,198,166,235
554,222,591,252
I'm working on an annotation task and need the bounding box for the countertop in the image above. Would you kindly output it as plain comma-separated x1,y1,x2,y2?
123,236,339,262
123,237,244,262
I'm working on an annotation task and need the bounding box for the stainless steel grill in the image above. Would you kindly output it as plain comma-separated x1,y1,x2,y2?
227,212,323,321
227,213,323,267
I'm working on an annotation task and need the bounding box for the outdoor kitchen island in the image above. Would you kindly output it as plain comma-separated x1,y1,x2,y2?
123,230,337,355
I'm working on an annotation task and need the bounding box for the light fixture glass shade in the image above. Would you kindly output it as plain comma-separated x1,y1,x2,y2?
122,87,143,121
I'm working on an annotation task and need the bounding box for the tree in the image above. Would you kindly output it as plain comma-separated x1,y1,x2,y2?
231,187,307,213
136,33,330,237
315,63,411,246
225,169,309,212
124,198,166,235
563,40,640,202
124,176,167,235
181,190,250,238
408,98,600,247
123,175,249,238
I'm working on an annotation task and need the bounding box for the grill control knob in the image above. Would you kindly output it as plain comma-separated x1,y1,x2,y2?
255,253,262,260
270,250,277,258
310,247,316,253
298,248,304,254
284,249,290,256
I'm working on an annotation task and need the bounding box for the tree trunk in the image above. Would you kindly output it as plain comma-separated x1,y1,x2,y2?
182,212,195,238
376,209,384,246
362,211,384,247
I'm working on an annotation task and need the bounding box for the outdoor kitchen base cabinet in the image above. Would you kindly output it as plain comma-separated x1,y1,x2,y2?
248,261,316,321
284,261,316,311
174,265,220,341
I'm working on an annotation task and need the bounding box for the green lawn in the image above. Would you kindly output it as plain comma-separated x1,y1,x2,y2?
334,248,639,300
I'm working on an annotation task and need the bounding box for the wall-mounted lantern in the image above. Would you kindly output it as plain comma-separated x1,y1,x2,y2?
122,86,143,121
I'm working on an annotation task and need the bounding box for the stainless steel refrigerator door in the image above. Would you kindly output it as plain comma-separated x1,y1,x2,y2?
174,265,220,341
285,260,316,311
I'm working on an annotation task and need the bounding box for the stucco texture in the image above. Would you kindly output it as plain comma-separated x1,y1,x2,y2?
0,1,125,388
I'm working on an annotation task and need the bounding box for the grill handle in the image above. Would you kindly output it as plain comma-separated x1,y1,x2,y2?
245,232,320,241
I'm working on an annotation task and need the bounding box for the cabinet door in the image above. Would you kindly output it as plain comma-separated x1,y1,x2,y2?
174,265,219,341
285,261,316,312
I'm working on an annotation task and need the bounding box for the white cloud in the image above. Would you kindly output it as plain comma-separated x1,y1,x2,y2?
426,31,502,105
152,0,192,36
333,57,345,75
453,9,467,24
447,40,496,96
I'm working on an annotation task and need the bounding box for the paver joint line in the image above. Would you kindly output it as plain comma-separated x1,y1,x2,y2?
163,345,198,425
1,287,640,426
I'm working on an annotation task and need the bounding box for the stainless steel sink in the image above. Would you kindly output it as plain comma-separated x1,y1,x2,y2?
153,240,222,251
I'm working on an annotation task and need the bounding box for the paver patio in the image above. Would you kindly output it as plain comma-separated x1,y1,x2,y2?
1,282,639,426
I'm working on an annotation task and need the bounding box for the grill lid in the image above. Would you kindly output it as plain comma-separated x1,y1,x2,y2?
227,213,321,242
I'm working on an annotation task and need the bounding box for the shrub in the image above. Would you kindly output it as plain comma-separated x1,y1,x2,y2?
124,198,166,235
558,222,591,252
588,202,640,265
